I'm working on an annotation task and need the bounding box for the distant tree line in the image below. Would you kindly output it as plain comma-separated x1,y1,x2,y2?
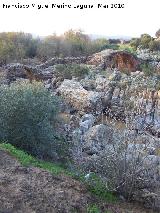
0,32,38,64
0,29,160,64
0,30,110,64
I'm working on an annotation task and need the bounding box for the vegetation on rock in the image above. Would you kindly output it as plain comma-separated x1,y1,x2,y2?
55,63,89,80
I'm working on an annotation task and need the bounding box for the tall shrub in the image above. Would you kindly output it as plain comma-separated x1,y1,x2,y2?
0,81,62,160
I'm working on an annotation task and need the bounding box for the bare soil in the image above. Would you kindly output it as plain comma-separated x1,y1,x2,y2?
0,149,155,213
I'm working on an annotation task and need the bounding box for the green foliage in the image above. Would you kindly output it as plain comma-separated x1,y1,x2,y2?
87,204,101,213
37,30,95,58
0,81,66,160
55,63,89,79
91,38,109,52
37,30,110,58
130,38,140,50
63,29,91,56
130,33,160,51
140,63,154,76
140,34,152,49
0,30,121,61
148,40,160,51
106,44,119,50
86,174,117,202
37,33,62,59
0,142,116,206
1,30,160,62
0,32,39,63
118,44,136,54
0,143,70,175
87,204,112,213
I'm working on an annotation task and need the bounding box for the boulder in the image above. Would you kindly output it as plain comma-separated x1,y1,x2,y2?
95,75,109,92
83,124,113,155
57,80,103,114
79,114,95,134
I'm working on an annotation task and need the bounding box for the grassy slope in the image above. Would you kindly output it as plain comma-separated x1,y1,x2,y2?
0,143,116,204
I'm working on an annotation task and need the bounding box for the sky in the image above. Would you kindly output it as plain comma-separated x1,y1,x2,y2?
0,0,159,38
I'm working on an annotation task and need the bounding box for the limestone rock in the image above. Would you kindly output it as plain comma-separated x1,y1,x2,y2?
83,124,113,155
57,80,103,114
79,114,95,134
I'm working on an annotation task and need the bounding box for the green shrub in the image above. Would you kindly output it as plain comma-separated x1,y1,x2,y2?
106,44,119,50
140,34,152,49
55,63,89,79
130,38,141,50
130,34,160,51
87,205,101,213
118,44,136,54
86,173,116,202
140,63,154,76
148,40,160,51
0,81,66,160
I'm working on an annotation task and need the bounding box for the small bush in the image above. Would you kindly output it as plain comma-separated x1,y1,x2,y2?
148,40,160,51
87,204,101,213
55,63,89,80
0,81,66,160
140,63,154,76
118,44,136,54
81,137,160,208
86,173,116,202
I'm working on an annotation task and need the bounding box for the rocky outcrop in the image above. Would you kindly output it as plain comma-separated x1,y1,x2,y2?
79,114,95,134
137,49,160,62
96,71,160,136
56,71,159,137
36,57,88,69
83,124,113,155
57,80,103,115
5,63,27,82
137,49,160,72
78,124,160,210
3,63,54,83
3,57,88,84
1,50,142,85
125,75,160,136
87,50,141,72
